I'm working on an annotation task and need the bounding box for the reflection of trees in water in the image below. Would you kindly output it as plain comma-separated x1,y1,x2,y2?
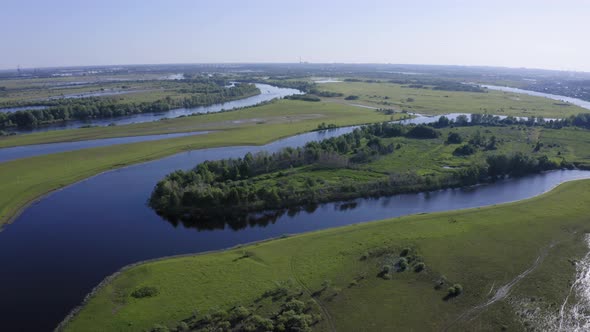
155,200,362,231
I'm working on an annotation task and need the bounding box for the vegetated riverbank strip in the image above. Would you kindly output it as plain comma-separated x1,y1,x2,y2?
0,131,212,163
0,105,401,228
61,179,590,331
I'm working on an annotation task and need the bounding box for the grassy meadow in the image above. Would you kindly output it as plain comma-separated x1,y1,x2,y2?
63,179,590,331
318,81,587,118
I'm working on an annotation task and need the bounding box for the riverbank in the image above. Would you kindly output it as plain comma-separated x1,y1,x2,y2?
62,179,590,331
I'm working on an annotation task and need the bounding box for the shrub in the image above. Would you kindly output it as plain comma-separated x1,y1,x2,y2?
397,258,408,271
243,315,274,332
151,324,169,332
131,286,159,299
282,299,306,314
447,284,463,297
414,262,426,272
382,264,392,274
344,95,359,100
453,144,476,156
406,125,441,139
177,322,189,331
230,306,250,321
447,132,463,144
400,248,410,257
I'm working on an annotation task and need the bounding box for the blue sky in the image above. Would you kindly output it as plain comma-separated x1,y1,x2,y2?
1,0,589,71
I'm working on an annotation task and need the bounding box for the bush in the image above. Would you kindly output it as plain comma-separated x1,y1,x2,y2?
453,144,476,156
131,286,159,298
230,306,250,321
282,299,306,314
406,125,441,139
397,258,408,271
344,95,359,100
177,322,189,331
400,248,410,257
382,264,392,274
414,262,425,272
243,315,274,332
447,132,463,144
151,324,169,332
447,284,463,297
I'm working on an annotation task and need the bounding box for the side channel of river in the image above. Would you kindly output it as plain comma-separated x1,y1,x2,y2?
7,83,301,134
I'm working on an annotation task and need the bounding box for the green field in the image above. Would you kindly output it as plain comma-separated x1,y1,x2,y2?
318,82,587,118
62,179,590,331
0,75,187,104
0,100,400,227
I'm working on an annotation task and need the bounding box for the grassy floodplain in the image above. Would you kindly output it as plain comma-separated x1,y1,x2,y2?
318,81,587,118
63,179,590,331
0,100,400,227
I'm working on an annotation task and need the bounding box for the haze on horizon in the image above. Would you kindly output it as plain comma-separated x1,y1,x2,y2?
1,0,588,72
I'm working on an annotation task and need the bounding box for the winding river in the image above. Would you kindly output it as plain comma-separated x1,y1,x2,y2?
2,85,590,331
9,83,300,134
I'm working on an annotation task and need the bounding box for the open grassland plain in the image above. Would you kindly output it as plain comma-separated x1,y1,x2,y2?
0,74,186,104
317,82,587,118
0,100,399,227
63,179,590,332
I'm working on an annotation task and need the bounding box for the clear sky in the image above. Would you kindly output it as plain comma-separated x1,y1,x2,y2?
1,0,588,71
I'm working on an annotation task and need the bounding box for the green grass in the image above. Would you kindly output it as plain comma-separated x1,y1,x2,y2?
0,100,400,227
318,82,587,118
0,99,395,148
208,126,590,199
63,179,590,331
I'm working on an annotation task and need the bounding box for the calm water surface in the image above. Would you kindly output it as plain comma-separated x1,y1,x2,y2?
0,131,210,163
11,84,300,134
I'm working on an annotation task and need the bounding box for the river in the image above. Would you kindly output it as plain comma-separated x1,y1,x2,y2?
0,124,589,330
8,83,301,134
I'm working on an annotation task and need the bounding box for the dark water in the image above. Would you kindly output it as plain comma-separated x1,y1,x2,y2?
0,124,589,331
0,131,210,163
10,84,301,134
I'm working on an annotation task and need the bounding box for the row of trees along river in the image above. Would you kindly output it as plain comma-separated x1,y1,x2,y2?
0,82,259,129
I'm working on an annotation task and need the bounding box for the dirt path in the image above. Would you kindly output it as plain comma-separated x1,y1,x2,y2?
289,251,337,332
443,244,554,331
